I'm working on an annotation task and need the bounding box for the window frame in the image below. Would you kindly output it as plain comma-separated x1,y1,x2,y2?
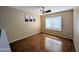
45,16,62,31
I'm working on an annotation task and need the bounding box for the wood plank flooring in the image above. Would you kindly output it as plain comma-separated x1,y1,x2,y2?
10,33,76,52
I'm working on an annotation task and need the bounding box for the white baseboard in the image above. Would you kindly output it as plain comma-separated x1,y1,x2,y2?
10,32,72,43
10,32,40,43
60,36,73,40
45,33,73,40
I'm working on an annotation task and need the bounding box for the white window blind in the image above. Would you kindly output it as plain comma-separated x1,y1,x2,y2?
45,16,62,31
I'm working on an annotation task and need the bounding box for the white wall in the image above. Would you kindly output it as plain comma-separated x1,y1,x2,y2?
41,10,73,39
73,7,79,51
0,7,41,43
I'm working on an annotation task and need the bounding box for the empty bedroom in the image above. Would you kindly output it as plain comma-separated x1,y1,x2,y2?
0,6,79,52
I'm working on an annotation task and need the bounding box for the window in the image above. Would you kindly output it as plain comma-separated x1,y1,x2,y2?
45,16,62,31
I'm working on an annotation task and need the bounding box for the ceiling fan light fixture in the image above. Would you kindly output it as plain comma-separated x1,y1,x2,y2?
40,6,52,14
40,6,47,14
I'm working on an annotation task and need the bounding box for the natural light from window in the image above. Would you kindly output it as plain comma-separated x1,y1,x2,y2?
45,16,62,31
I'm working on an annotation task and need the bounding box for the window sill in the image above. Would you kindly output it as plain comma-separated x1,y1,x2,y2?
45,28,62,32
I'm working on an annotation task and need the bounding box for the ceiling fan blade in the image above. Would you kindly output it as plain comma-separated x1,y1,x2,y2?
46,9,51,13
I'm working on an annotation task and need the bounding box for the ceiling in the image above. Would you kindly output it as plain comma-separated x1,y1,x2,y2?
9,6,75,15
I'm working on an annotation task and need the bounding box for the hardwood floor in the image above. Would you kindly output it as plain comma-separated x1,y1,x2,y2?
10,33,76,52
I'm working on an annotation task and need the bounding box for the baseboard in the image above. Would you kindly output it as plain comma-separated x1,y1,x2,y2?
10,32,72,43
58,35,73,40
10,32,40,43
42,32,72,40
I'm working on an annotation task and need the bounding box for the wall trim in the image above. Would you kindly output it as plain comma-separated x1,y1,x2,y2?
10,32,40,43
10,32,72,43
40,32,73,40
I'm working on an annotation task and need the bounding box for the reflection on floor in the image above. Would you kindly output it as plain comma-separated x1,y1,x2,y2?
10,33,76,52
45,37,62,52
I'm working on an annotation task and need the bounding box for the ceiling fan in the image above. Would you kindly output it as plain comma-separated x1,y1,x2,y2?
40,6,52,14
